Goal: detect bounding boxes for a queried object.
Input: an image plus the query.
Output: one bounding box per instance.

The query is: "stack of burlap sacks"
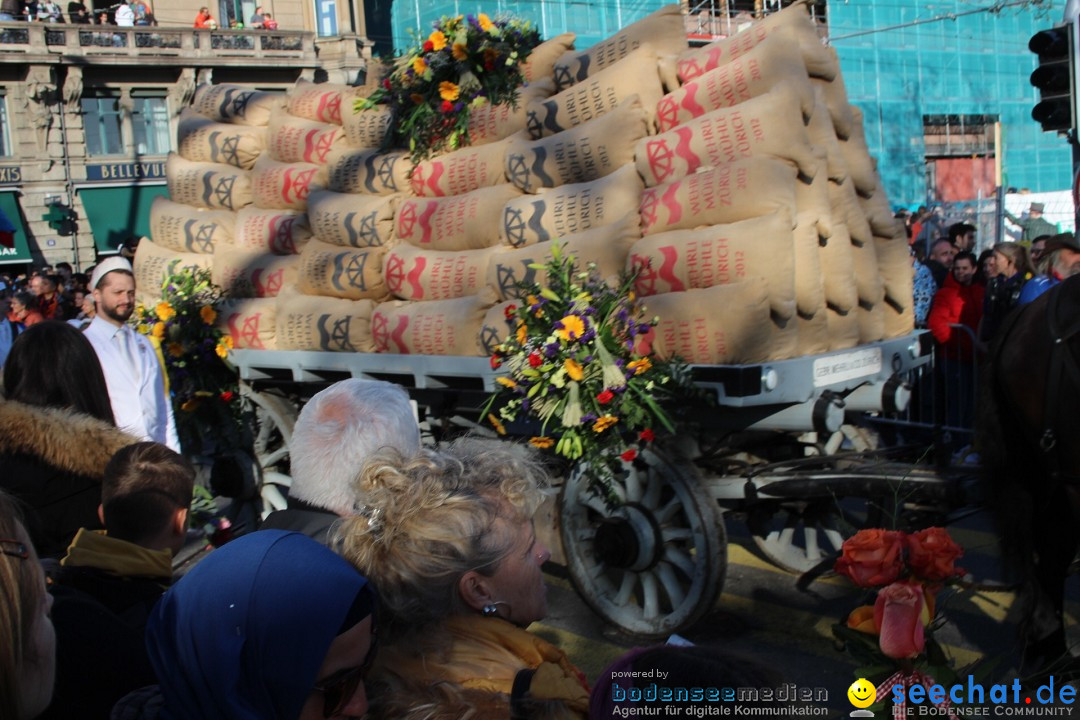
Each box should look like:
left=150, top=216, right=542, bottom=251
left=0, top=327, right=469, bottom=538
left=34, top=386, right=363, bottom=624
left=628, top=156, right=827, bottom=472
left=137, top=0, right=913, bottom=361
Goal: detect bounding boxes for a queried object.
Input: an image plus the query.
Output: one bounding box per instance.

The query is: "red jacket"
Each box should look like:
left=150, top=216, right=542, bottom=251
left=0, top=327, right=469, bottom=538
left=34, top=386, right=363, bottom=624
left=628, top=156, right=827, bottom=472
left=927, top=273, right=984, bottom=360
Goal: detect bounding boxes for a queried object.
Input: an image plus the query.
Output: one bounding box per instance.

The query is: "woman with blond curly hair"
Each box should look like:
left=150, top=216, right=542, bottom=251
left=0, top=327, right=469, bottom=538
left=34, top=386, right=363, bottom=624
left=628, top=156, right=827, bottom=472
left=336, top=437, right=589, bottom=719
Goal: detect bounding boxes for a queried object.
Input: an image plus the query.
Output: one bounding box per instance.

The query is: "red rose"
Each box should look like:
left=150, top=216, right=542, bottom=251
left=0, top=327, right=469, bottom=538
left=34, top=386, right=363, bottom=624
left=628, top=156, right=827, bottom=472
left=834, top=529, right=905, bottom=588
left=423, top=40, right=434, bottom=52
left=874, top=581, right=926, bottom=659
left=219, top=391, right=234, bottom=403
left=907, top=527, right=963, bottom=581
left=596, top=389, right=614, bottom=404
left=528, top=352, right=542, bottom=368
left=504, top=304, right=517, bottom=320
left=639, top=428, right=655, bottom=443
left=382, top=78, right=391, bottom=90
left=620, top=448, right=637, bottom=462
left=490, top=355, right=502, bottom=370
left=441, top=100, right=454, bottom=113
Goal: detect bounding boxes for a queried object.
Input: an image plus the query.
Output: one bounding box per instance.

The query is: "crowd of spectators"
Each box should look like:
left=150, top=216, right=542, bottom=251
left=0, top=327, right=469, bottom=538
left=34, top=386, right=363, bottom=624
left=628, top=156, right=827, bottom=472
left=0, top=0, right=155, bottom=24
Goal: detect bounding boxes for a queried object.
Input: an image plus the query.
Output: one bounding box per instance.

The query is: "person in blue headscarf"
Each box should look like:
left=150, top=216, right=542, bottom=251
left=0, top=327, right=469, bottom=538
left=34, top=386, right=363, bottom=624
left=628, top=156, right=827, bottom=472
left=113, top=530, right=377, bottom=720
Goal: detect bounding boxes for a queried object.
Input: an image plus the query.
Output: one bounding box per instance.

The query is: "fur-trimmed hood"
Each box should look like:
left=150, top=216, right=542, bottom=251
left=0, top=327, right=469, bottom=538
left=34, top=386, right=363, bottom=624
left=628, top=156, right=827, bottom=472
left=0, top=399, right=139, bottom=478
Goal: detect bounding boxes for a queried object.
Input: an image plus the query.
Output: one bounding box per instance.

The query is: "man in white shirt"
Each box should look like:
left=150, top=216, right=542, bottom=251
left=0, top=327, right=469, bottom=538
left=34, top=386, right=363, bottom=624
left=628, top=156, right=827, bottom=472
left=83, top=257, right=179, bottom=452
left=114, top=0, right=134, bottom=27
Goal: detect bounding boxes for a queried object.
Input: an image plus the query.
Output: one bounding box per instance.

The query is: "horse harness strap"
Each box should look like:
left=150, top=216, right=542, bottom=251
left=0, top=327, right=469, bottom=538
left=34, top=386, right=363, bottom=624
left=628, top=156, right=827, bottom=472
left=1041, top=281, right=1080, bottom=483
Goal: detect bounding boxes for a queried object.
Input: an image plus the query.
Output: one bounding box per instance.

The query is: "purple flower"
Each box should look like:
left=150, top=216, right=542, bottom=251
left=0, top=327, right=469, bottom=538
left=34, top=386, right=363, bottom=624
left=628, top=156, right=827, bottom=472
left=544, top=342, right=560, bottom=358
left=582, top=413, right=597, bottom=423
left=454, top=102, right=464, bottom=112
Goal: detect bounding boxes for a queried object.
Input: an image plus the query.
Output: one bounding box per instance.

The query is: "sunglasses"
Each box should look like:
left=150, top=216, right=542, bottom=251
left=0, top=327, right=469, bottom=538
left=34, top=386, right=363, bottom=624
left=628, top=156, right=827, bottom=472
left=0, top=539, right=29, bottom=560
left=312, top=626, right=378, bottom=718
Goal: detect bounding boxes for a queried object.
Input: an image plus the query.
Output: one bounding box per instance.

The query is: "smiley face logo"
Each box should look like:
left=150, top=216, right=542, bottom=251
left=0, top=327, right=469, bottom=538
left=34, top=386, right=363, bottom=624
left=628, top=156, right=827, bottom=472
left=847, top=678, right=876, bottom=709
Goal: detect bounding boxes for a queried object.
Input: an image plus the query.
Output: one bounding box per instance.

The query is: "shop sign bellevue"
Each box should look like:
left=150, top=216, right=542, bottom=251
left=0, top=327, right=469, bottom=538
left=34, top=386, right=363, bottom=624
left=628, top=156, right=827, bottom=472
left=85, top=161, right=166, bottom=182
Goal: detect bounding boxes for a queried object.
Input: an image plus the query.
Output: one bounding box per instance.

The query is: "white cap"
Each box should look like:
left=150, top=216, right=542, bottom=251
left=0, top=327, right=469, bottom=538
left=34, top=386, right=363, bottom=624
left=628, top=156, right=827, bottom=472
left=89, top=256, right=134, bottom=290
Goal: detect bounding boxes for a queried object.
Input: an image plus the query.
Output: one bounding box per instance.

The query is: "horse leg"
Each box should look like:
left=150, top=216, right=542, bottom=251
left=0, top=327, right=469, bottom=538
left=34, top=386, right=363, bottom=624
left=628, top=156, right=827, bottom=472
left=1023, top=489, right=1080, bottom=670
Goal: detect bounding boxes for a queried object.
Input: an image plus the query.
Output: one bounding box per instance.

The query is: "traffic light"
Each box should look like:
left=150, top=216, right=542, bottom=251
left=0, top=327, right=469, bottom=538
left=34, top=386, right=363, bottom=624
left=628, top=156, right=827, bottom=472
left=1030, top=23, right=1076, bottom=133
left=42, top=205, right=77, bottom=236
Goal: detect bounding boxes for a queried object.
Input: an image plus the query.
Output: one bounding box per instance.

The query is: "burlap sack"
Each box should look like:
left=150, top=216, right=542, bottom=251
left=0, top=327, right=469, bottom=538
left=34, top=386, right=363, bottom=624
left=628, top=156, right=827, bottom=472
left=882, top=297, right=915, bottom=339
left=635, top=83, right=816, bottom=187
left=793, top=211, right=826, bottom=317
left=827, top=177, right=873, bottom=246
left=747, top=2, right=837, bottom=80
left=327, top=147, right=413, bottom=196
left=527, top=46, right=664, bottom=138
left=797, top=309, right=830, bottom=357
left=410, top=136, right=512, bottom=198
left=552, top=5, right=686, bottom=90
left=218, top=298, right=277, bottom=350
left=487, top=215, right=641, bottom=300
left=177, top=109, right=267, bottom=170
left=149, top=197, right=233, bottom=254
left=672, top=17, right=837, bottom=87
left=826, top=306, right=859, bottom=351
left=819, top=222, right=857, bottom=313
left=288, top=80, right=347, bottom=125
left=765, top=314, right=799, bottom=362
left=307, top=190, right=399, bottom=249
left=636, top=279, right=772, bottom=364
left=384, top=244, right=500, bottom=301
left=627, top=209, right=796, bottom=320
left=268, top=115, right=345, bottom=165
left=851, top=238, right=884, bottom=306
left=166, top=154, right=253, bottom=211
left=656, top=35, right=813, bottom=133
left=467, top=80, right=555, bottom=146
left=341, top=106, right=393, bottom=149
left=858, top=183, right=904, bottom=238
left=212, top=250, right=299, bottom=298
left=133, top=237, right=213, bottom=306
left=640, top=157, right=798, bottom=236
left=810, top=58, right=853, bottom=140
left=501, top=165, right=643, bottom=248
left=795, top=155, right=834, bottom=242
left=234, top=208, right=312, bottom=255
left=297, top=240, right=387, bottom=300
left=398, top=184, right=521, bottom=251
left=275, top=292, right=376, bottom=352
left=371, top=288, right=497, bottom=355
left=479, top=300, right=517, bottom=355
left=876, top=234, right=914, bottom=312
left=523, top=33, right=576, bottom=84
left=857, top=302, right=886, bottom=344
left=505, top=97, right=648, bottom=192
left=807, top=87, right=847, bottom=182
left=251, top=156, right=327, bottom=211
left=839, top=105, right=877, bottom=195
left=191, top=84, right=282, bottom=126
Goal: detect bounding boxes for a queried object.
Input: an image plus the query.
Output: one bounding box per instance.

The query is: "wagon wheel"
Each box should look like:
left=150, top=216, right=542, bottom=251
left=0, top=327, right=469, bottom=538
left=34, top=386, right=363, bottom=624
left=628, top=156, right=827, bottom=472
left=240, top=384, right=297, bottom=519
left=559, top=448, right=726, bottom=640
left=747, top=499, right=851, bottom=574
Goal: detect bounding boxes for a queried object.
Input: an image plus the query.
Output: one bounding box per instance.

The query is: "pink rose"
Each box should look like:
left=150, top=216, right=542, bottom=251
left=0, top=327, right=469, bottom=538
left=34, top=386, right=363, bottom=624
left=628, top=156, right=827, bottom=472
left=874, top=581, right=926, bottom=659
left=834, top=529, right=906, bottom=588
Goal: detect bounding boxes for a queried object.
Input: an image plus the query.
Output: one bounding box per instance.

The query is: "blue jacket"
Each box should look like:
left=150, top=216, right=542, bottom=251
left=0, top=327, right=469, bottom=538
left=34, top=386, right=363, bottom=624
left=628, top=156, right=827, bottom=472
left=1018, top=274, right=1059, bottom=305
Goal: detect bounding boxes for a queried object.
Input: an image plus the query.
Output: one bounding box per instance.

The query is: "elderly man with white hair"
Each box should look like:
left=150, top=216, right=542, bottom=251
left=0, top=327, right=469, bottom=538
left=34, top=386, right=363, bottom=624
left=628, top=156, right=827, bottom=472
left=260, top=379, right=420, bottom=544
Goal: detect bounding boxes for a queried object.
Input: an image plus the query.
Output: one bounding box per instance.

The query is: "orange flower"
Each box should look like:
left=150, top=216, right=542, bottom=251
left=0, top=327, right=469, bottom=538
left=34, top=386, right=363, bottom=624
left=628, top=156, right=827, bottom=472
left=155, top=301, right=176, bottom=321
left=516, top=322, right=527, bottom=345
left=846, top=605, right=877, bottom=635
left=167, top=342, right=184, bottom=358
left=410, top=93, right=425, bottom=105
left=412, top=56, right=428, bottom=75
left=439, top=81, right=460, bottom=101
left=496, top=377, right=517, bottom=389
left=627, top=357, right=652, bottom=375
left=530, top=436, right=554, bottom=449
left=907, top=527, right=964, bottom=581
left=555, top=315, right=585, bottom=342
left=487, top=413, right=506, bottom=435
left=452, top=42, right=468, bottom=61
left=564, top=358, right=584, bottom=381
left=200, top=304, right=217, bottom=325
left=151, top=322, right=166, bottom=340
left=478, top=12, right=494, bottom=31
left=834, top=529, right=905, bottom=588
left=593, top=414, right=618, bottom=433
left=427, top=30, right=447, bottom=50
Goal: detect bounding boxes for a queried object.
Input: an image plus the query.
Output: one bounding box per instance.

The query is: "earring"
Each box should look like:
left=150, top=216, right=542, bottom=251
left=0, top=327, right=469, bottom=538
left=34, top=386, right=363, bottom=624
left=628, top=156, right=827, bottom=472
left=482, top=603, right=499, bottom=617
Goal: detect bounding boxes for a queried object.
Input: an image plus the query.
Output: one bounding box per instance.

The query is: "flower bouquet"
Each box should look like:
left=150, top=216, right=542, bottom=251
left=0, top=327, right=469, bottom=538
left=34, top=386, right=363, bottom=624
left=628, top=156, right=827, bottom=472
left=135, top=268, right=252, bottom=457
left=356, top=13, right=541, bottom=163
left=833, top=527, right=980, bottom=716
left=484, top=244, right=688, bottom=500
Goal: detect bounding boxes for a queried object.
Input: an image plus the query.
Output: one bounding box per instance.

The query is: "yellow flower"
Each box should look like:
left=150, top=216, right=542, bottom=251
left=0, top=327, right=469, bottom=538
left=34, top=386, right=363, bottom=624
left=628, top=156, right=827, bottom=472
left=530, top=436, right=554, bottom=449
left=221, top=335, right=234, bottom=349
left=200, top=304, right=217, bottom=325
left=181, top=398, right=202, bottom=413
left=155, top=301, right=175, bottom=322
left=555, top=315, right=585, bottom=342
left=215, top=343, right=229, bottom=359
left=412, top=56, right=428, bottom=75
left=516, top=322, right=527, bottom=345
left=167, top=342, right=185, bottom=358
left=152, top=322, right=166, bottom=340
left=496, top=377, right=517, bottom=389
left=452, top=43, right=468, bottom=61
left=478, top=12, right=494, bottom=31
left=593, top=414, right=619, bottom=433
left=564, top=358, right=584, bottom=381
left=526, top=294, right=539, bottom=306
left=428, top=30, right=447, bottom=51
left=627, top=357, right=653, bottom=376
left=487, top=412, right=506, bottom=436
left=439, top=81, right=460, bottom=101
left=136, top=323, right=150, bottom=335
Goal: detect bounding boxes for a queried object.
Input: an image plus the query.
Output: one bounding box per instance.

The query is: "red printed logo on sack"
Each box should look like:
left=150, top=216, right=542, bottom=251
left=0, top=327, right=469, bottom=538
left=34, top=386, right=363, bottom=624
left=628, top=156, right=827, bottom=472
left=656, top=96, right=679, bottom=133
left=660, top=181, right=683, bottom=227
left=227, top=312, right=265, bottom=350
left=271, top=217, right=297, bottom=255
left=405, top=257, right=427, bottom=299
left=397, top=202, right=418, bottom=239
left=305, top=128, right=337, bottom=165
left=389, top=316, right=410, bottom=354
left=281, top=167, right=318, bottom=205
left=384, top=253, right=406, bottom=294
left=410, top=162, right=446, bottom=197
left=416, top=202, right=438, bottom=244
left=371, top=312, right=390, bottom=352
left=645, top=139, right=675, bottom=184
left=252, top=268, right=284, bottom=297
left=629, top=253, right=657, bottom=295
left=640, top=188, right=660, bottom=231
left=672, top=126, right=700, bottom=177
left=317, top=92, right=342, bottom=124
left=657, top=246, right=684, bottom=292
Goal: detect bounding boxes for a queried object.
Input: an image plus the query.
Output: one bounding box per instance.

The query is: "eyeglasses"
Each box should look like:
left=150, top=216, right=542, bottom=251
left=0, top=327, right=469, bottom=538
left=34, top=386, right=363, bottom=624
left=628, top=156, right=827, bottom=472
left=0, top=539, right=29, bottom=560
left=312, top=628, right=378, bottom=718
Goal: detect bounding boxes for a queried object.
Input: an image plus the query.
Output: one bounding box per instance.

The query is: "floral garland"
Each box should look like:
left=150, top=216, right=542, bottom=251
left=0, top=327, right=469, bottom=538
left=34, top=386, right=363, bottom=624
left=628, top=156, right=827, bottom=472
left=356, top=13, right=541, bottom=163
left=136, top=268, right=251, bottom=457
left=484, top=245, right=687, bottom=499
